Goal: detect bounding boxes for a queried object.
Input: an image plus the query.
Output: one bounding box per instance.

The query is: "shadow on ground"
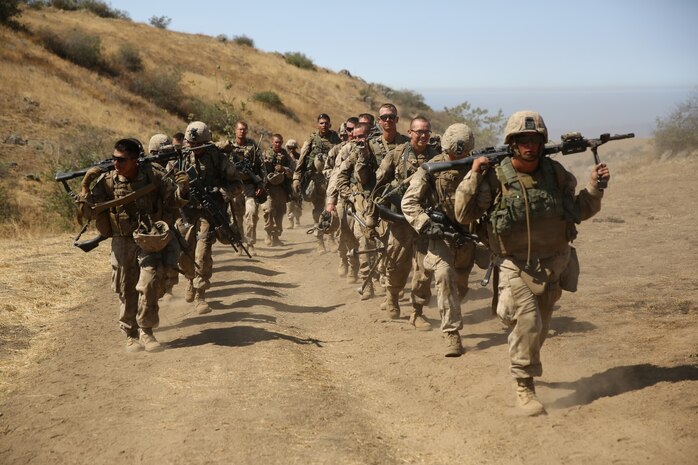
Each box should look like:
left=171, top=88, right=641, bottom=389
left=166, top=325, right=325, bottom=349
left=160, top=310, right=276, bottom=331
left=540, top=363, right=698, bottom=408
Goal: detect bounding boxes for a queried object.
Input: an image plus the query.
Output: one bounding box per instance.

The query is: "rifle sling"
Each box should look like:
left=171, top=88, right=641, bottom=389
left=91, top=183, right=157, bottom=215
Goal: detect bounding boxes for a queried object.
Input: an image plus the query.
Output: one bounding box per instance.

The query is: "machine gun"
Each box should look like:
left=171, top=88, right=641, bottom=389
left=184, top=165, right=251, bottom=258
left=234, top=150, right=268, bottom=205
left=422, top=132, right=634, bottom=190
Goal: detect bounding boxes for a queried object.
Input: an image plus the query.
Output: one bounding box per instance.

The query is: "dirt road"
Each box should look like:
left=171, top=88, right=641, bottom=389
left=1, top=157, right=697, bottom=464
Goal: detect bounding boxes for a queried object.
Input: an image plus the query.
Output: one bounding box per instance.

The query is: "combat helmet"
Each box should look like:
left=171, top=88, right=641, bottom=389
left=504, top=111, right=548, bottom=144
left=148, top=134, right=171, bottom=154
left=133, top=221, right=173, bottom=253
left=285, top=139, right=298, bottom=149
left=267, top=171, right=285, bottom=186
left=441, top=123, right=474, bottom=157
left=185, top=121, right=212, bottom=144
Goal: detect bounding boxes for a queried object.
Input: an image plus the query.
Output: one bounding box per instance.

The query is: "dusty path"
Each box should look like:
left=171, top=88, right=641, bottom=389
left=1, top=157, right=697, bottom=464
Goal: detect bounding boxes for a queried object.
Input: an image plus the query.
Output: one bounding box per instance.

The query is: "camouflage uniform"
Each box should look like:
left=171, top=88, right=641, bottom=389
left=176, top=145, right=242, bottom=294
left=285, top=143, right=302, bottom=227
left=372, top=141, right=439, bottom=317
left=368, top=132, right=410, bottom=168
left=454, top=111, right=606, bottom=414
left=219, top=138, right=264, bottom=246
left=326, top=142, right=360, bottom=279
left=335, top=141, right=379, bottom=297
left=79, top=163, right=187, bottom=340
left=262, top=147, right=293, bottom=244
left=402, top=153, right=475, bottom=344
left=294, top=130, right=342, bottom=250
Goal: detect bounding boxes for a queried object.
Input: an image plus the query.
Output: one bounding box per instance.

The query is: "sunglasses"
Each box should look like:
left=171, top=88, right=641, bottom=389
left=515, top=135, right=542, bottom=145
left=345, top=126, right=355, bottom=132
left=410, top=129, right=432, bottom=136
left=113, top=156, right=134, bottom=163
left=379, top=114, right=397, bottom=121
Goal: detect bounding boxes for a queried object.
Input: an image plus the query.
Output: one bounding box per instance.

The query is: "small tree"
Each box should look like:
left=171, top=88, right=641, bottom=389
left=654, top=92, right=698, bottom=155
left=149, top=15, right=171, bottom=29
left=440, top=101, right=506, bottom=149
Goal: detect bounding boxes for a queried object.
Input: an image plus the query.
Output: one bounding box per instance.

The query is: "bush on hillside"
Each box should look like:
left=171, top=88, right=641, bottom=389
left=252, top=91, right=282, bottom=108
left=0, top=0, right=22, bottom=28
left=439, top=101, right=506, bottom=149
left=149, top=15, right=171, bottom=29
left=654, top=93, right=698, bottom=155
left=42, top=126, right=114, bottom=230
left=284, top=52, right=315, bottom=70
left=46, top=0, right=129, bottom=19
left=0, top=186, right=20, bottom=224
left=114, top=43, right=142, bottom=72
left=127, top=68, right=184, bottom=114
left=232, top=35, right=254, bottom=47
left=38, top=27, right=115, bottom=75
left=183, top=99, right=238, bottom=138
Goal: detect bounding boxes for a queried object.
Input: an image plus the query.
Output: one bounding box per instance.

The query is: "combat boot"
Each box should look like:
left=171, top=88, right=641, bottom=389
left=515, top=378, right=546, bottom=416
left=194, top=289, right=211, bottom=315
left=346, top=270, right=358, bottom=284
left=247, top=243, right=257, bottom=256
left=383, top=292, right=400, bottom=319
left=360, top=281, right=374, bottom=300
left=316, top=238, right=326, bottom=254
left=139, top=328, right=163, bottom=353
left=287, top=220, right=294, bottom=230
left=444, top=331, right=464, bottom=357
left=125, top=330, right=143, bottom=353
left=272, top=235, right=283, bottom=247
left=337, top=261, right=348, bottom=277
left=184, top=279, right=195, bottom=303
left=409, top=304, right=432, bottom=331
left=264, top=234, right=273, bottom=246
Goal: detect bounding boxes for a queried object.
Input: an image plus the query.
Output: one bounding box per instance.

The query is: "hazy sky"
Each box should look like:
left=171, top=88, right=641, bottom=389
left=108, top=0, right=698, bottom=91
left=102, top=0, right=696, bottom=137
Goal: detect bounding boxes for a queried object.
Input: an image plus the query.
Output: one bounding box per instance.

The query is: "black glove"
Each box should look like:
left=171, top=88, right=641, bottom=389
left=421, top=221, right=444, bottom=239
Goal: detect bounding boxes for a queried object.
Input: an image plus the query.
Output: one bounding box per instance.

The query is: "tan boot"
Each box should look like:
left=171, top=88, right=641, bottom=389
left=194, top=289, right=211, bottom=315
left=247, top=243, right=257, bottom=256
left=264, top=234, right=273, bottom=246
left=337, top=261, right=348, bottom=277
left=139, top=328, right=163, bottom=353
left=272, top=235, right=283, bottom=246
left=316, top=239, right=326, bottom=254
left=444, top=331, right=464, bottom=357
left=125, top=330, right=143, bottom=353
left=409, top=305, right=432, bottom=331
left=184, top=279, right=195, bottom=303
left=515, top=378, right=546, bottom=416
left=384, top=292, right=400, bottom=319
left=360, top=281, right=374, bottom=301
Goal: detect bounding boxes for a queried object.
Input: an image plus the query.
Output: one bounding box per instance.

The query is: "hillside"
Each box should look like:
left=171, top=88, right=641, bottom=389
left=0, top=7, right=398, bottom=234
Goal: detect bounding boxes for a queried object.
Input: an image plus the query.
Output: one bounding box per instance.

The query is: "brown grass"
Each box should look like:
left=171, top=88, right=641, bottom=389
left=0, top=234, right=109, bottom=398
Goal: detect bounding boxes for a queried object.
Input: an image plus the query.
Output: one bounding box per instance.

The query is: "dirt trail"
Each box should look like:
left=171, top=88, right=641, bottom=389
left=1, top=158, right=697, bottom=464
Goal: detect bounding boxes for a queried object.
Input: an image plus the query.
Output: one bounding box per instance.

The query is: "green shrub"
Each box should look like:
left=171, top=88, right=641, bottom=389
left=48, top=0, right=130, bottom=19
left=42, top=126, right=114, bottom=230
left=284, top=52, right=315, bottom=70
left=38, top=27, right=115, bottom=75
left=438, top=101, right=506, bottom=149
left=232, top=35, right=254, bottom=47
left=127, top=68, right=184, bottom=114
left=149, top=15, right=171, bottom=29
left=654, top=93, right=698, bottom=154
left=252, top=91, right=282, bottom=108
left=114, top=43, right=142, bottom=72
left=183, top=98, right=238, bottom=137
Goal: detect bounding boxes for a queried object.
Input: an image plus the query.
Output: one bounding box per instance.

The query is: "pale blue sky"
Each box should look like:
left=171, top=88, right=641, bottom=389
left=109, top=0, right=698, bottom=90
left=105, top=0, right=697, bottom=137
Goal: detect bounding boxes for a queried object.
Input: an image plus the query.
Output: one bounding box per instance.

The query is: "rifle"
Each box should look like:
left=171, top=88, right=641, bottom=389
left=234, top=136, right=268, bottom=204
left=422, top=132, right=635, bottom=190
left=54, top=144, right=213, bottom=198
left=185, top=165, right=251, bottom=258
left=424, top=205, right=479, bottom=248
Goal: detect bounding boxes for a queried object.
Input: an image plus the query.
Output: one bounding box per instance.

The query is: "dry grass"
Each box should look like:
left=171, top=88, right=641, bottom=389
left=0, top=234, right=109, bottom=398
